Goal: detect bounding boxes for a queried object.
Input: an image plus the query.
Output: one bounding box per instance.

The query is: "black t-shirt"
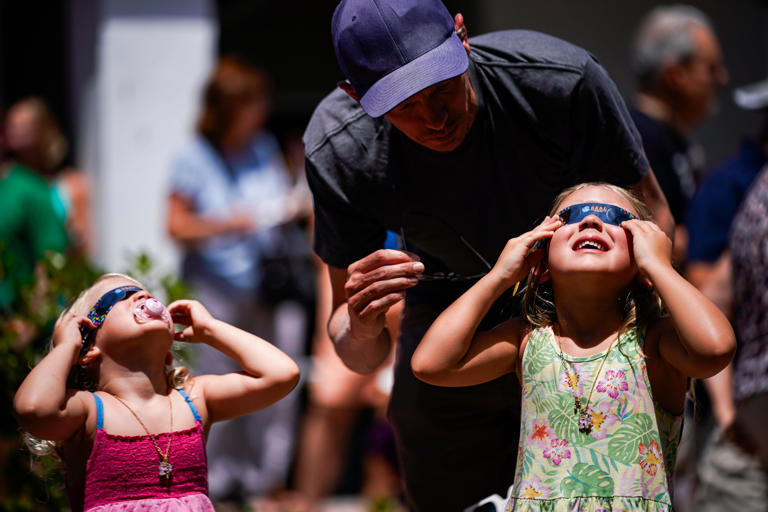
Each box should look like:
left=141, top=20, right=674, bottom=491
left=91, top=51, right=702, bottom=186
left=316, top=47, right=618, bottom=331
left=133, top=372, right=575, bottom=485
left=630, top=108, right=697, bottom=223
left=304, top=30, right=648, bottom=304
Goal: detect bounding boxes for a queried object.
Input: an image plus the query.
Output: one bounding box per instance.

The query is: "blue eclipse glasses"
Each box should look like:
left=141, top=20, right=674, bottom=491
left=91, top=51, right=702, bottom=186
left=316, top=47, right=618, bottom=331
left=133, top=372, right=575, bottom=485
left=556, top=203, right=636, bottom=226
left=79, top=285, right=143, bottom=357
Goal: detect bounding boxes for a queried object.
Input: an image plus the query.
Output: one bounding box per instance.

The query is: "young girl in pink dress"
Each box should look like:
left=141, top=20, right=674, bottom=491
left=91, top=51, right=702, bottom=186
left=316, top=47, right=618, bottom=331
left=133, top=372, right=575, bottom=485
left=14, top=273, right=300, bottom=511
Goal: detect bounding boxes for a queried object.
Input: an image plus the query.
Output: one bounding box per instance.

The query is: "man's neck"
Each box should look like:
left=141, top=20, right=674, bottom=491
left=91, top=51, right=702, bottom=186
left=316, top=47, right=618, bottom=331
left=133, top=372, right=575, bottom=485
left=635, top=92, right=690, bottom=135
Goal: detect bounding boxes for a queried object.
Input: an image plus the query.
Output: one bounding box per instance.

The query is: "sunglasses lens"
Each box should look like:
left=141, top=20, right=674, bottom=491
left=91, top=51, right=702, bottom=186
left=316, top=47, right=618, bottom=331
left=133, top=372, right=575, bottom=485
left=81, top=285, right=142, bottom=350
left=557, top=203, right=634, bottom=226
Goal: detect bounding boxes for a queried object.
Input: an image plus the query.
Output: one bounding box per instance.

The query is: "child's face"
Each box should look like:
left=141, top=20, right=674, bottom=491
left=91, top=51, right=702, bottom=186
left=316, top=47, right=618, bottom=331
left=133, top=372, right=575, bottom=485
left=546, top=186, right=639, bottom=286
left=88, top=277, right=174, bottom=349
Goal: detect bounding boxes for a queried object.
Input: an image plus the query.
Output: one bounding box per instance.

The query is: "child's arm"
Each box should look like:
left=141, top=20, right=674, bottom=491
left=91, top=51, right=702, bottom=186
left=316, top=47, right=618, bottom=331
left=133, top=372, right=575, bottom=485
left=622, top=220, right=736, bottom=378
left=168, top=300, right=300, bottom=424
left=411, top=216, right=562, bottom=387
left=14, top=313, right=94, bottom=440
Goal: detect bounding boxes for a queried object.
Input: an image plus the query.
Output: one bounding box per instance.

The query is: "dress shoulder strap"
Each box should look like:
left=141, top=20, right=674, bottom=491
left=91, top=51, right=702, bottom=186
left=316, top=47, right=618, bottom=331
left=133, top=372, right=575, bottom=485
left=90, top=392, right=104, bottom=430
left=176, top=387, right=202, bottom=422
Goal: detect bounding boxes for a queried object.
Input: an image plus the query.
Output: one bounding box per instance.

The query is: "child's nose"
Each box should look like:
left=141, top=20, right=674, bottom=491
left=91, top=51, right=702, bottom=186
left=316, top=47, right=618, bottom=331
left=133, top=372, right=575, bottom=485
left=578, top=214, right=604, bottom=230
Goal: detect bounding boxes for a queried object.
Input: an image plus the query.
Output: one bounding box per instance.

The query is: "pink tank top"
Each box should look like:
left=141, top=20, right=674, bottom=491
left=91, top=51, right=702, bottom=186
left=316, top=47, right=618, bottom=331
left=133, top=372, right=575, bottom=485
left=79, top=389, right=212, bottom=511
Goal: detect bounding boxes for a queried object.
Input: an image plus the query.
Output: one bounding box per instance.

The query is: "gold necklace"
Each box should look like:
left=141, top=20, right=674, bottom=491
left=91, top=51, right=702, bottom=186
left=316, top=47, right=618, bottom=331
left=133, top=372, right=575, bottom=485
left=111, top=391, right=174, bottom=481
left=553, top=325, right=618, bottom=435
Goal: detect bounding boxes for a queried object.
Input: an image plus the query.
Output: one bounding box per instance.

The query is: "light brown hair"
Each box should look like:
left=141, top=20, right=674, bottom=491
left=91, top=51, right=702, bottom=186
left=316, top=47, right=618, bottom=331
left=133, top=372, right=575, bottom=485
left=196, top=56, right=271, bottom=148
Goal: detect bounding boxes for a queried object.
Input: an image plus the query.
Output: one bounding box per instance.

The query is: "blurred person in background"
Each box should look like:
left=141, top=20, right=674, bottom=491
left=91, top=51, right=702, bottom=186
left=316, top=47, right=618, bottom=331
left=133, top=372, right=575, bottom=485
left=4, top=97, right=93, bottom=256
left=293, top=255, right=402, bottom=512
left=686, top=80, right=768, bottom=316
left=630, top=4, right=728, bottom=265
left=0, top=103, right=69, bottom=344
left=166, top=55, right=305, bottom=509
left=0, top=104, right=69, bottom=500
left=693, top=79, right=768, bottom=512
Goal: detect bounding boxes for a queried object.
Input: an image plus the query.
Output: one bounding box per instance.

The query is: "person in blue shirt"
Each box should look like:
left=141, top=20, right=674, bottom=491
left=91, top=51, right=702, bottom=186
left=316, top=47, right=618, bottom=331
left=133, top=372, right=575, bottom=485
left=690, top=77, right=768, bottom=512
left=166, top=56, right=303, bottom=507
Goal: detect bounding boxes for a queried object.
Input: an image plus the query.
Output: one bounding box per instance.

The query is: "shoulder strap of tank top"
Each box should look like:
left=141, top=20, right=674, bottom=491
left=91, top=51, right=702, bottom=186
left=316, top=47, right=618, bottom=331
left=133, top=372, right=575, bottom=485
left=176, top=387, right=202, bottom=422
left=90, top=392, right=104, bottom=430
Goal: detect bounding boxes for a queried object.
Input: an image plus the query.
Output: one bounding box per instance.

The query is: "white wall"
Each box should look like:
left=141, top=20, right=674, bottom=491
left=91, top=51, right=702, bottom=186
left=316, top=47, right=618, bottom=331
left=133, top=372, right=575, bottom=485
left=72, top=0, right=216, bottom=275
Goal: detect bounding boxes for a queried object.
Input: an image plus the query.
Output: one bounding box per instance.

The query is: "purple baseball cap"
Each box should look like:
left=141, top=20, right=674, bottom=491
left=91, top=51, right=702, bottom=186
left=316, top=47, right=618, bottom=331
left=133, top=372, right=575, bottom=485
left=332, top=0, right=469, bottom=118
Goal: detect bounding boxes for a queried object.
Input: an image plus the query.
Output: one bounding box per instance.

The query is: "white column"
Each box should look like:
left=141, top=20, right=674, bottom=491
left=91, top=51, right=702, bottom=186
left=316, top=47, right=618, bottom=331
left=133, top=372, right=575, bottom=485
left=74, top=0, right=216, bottom=275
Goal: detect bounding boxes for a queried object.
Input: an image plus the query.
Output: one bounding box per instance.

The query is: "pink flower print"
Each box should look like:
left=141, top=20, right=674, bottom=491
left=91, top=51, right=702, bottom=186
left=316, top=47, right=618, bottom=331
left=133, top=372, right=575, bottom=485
left=528, top=419, right=555, bottom=448
left=557, top=363, right=585, bottom=397
left=518, top=475, right=550, bottom=499
left=588, top=402, right=618, bottom=440
left=596, top=369, right=629, bottom=399
left=543, top=437, right=571, bottom=466
left=639, top=440, right=664, bottom=476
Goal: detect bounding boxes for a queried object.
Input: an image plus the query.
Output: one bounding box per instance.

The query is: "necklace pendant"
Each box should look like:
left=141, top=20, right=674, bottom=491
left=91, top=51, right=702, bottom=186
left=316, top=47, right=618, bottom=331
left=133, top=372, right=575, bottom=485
left=573, top=397, right=582, bottom=415
left=159, top=459, right=173, bottom=480
left=578, top=412, right=593, bottom=434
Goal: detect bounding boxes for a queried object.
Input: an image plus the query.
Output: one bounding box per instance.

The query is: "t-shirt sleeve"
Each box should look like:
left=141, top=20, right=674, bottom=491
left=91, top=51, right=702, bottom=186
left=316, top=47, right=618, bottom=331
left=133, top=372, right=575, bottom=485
left=305, top=157, right=386, bottom=269
left=572, top=57, right=649, bottom=186
left=168, top=151, right=203, bottom=203
left=686, top=175, right=738, bottom=263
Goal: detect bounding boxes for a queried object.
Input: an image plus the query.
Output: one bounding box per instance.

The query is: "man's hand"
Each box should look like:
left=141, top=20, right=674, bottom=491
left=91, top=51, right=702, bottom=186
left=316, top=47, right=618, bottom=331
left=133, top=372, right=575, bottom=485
left=345, top=249, right=422, bottom=340
left=327, top=249, right=422, bottom=373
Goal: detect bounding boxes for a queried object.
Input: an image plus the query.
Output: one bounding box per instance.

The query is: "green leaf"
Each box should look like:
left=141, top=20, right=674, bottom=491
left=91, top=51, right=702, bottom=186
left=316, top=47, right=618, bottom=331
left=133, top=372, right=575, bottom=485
left=547, top=394, right=595, bottom=445
left=607, top=413, right=655, bottom=464
left=548, top=394, right=580, bottom=441
left=525, top=330, right=557, bottom=376
left=560, top=463, right=614, bottom=497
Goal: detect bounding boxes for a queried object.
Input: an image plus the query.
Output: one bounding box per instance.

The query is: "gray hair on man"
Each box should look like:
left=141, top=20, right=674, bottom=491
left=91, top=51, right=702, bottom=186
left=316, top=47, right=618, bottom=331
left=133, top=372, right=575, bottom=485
left=631, top=4, right=714, bottom=91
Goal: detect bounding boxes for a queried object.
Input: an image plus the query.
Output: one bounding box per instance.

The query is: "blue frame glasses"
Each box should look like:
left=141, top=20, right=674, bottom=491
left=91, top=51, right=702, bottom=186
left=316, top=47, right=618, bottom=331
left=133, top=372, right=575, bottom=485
left=556, top=203, right=636, bottom=226
left=79, top=285, right=143, bottom=357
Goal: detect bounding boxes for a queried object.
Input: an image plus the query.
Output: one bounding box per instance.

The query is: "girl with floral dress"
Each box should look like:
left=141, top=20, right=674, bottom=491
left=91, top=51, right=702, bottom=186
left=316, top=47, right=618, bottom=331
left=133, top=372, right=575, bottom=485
left=14, top=273, right=300, bottom=511
left=411, top=183, right=735, bottom=511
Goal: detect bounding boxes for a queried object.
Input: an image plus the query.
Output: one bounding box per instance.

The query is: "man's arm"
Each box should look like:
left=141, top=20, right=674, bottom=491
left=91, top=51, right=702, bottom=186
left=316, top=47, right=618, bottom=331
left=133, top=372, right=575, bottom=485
left=631, top=168, right=675, bottom=239
left=326, top=250, right=422, bottom=374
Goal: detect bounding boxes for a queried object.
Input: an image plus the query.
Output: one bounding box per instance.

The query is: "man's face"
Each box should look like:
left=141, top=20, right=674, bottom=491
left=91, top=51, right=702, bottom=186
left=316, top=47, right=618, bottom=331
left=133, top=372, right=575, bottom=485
left=676, top=25, right=728, bottom=125
left=384, top=72, right=477, bottom=152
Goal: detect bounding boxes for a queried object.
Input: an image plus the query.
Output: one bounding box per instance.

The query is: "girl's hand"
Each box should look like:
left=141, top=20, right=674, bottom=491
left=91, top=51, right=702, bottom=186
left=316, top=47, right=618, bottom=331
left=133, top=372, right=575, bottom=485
left=167, top=300, right=216, bottom=343
left=52, top=312, right=94, bottom=363
left=490, top=216, right=562, bottom=285
left=621, top=219, right=673, bottom=276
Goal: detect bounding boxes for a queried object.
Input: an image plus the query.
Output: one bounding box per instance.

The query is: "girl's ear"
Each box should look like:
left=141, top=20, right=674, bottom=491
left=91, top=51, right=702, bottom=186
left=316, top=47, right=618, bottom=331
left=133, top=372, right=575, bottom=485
left=164, top=351, right=174, bottom=367
left=532, top=258, right=551, bottom=284
left=635, top=272, right=653, bottom=291
left=78, top=346, right=102, bottom=367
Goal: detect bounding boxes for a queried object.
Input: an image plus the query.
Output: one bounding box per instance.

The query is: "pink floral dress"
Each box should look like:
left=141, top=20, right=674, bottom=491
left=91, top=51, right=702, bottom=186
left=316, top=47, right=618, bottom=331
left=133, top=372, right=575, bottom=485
left=505, top=326, right=682, bottom=512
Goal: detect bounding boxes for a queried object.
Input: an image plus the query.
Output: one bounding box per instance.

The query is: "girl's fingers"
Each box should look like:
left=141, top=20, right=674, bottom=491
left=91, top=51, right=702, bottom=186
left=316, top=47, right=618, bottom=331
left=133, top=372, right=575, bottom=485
left=77, top=315, right=95, bottom=331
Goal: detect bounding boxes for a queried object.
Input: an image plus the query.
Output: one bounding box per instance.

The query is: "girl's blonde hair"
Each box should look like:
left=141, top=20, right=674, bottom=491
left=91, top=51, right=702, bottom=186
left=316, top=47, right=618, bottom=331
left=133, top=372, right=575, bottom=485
left=25, top=273, right=190, bottom=458
left=521, top=183, right=664, bottom=334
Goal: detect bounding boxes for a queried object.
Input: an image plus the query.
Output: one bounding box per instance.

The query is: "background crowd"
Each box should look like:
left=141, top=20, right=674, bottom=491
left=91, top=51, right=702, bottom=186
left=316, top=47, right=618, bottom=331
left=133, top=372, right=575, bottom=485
left=1, top=1, right=768, bottom=511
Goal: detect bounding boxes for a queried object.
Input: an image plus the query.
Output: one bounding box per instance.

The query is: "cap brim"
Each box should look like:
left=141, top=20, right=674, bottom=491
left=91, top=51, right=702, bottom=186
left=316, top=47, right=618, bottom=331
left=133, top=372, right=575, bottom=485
left=734, top=78, right=768, bottom=110
left=359, top=34, right=469, bottom=118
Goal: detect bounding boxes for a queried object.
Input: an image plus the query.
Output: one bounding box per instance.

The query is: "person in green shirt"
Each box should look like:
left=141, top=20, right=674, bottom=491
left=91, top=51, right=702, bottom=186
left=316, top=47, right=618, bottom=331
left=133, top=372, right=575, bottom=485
left=0, top=161, right=68, bottom=315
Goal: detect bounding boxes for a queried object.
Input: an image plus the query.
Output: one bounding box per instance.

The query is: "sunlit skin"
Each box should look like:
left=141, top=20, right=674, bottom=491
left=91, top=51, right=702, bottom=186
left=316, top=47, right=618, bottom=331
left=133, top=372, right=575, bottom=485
left=82, top=277, right=175, bottom=359
left=546, top=187, right=640, bottom=297
left=412, top=182, right=735, bottom=412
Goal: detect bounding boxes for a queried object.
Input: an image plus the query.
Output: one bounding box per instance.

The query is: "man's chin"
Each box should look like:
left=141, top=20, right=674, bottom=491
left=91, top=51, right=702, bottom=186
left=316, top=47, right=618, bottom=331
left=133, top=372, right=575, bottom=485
left=419, top=128, right=467, bottom=152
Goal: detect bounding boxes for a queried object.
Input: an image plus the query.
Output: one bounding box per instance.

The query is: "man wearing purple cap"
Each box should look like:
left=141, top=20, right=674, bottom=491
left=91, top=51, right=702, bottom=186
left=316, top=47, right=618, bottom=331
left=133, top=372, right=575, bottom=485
left=303, top=1, right=673, bottom=509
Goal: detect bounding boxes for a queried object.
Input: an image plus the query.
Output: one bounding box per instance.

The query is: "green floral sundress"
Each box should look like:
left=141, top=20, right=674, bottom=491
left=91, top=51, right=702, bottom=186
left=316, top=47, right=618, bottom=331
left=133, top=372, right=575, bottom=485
left=505, top=326, right=683, bottom=512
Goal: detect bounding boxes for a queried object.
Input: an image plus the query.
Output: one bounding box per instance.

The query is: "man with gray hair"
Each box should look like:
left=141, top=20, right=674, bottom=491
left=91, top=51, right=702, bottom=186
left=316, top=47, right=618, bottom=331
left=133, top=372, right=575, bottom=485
left=630, top=4, right=728, bottom=263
